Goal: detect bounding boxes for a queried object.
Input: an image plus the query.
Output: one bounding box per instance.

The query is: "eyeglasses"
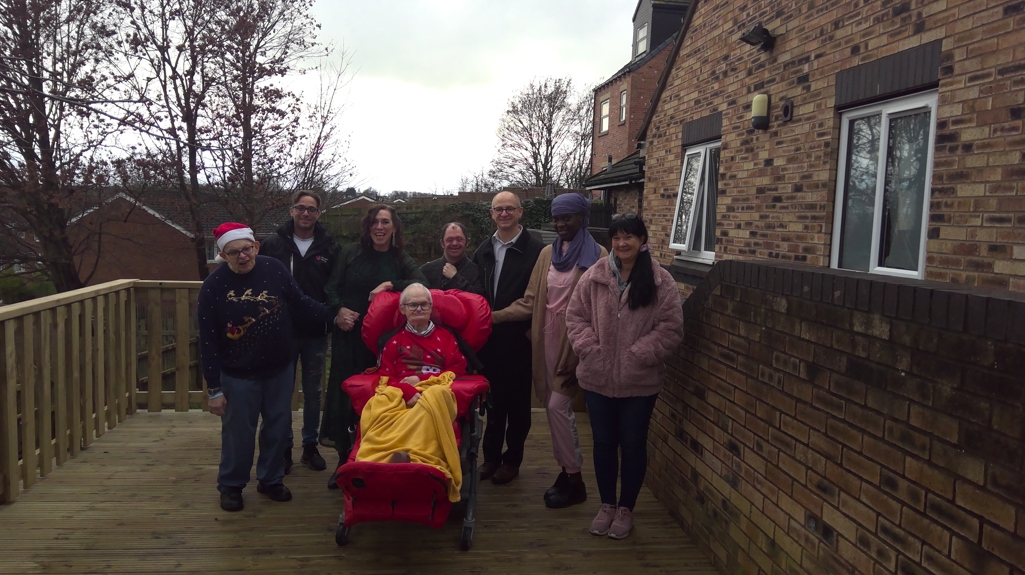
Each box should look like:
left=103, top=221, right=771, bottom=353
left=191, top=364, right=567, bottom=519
left=223, top=245, right=255, bottom=259
left=490, top=206, right=520, bottom=214
left=402, top=302, right=432, bottom=311
left=292, top=205, right=320, bottom=214
left=612, top=212, right=638, bottom=221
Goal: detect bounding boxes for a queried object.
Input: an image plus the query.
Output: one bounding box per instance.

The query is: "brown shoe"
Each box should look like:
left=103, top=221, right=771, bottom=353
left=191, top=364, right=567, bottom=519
left=491, top=464, right=519, bottom=485
left=478, top=461, right=499, bottom=481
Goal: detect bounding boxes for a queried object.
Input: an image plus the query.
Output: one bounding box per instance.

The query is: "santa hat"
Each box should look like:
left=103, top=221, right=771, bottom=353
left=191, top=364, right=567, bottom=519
left=213, top=222, right=255, bottom=252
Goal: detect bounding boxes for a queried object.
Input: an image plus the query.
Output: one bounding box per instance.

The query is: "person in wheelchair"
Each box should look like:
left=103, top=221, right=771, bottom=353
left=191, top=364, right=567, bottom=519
left=354, top=283, right=468, bottom=498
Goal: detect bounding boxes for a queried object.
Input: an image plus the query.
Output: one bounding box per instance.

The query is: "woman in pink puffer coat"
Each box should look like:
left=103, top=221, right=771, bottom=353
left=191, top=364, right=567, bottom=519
left=565, top=214, right=683, bottom=540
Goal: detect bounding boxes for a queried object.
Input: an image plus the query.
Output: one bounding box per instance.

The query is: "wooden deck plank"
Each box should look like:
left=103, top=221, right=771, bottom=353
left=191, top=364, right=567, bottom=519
left=0, top=411, right=718, bottom=575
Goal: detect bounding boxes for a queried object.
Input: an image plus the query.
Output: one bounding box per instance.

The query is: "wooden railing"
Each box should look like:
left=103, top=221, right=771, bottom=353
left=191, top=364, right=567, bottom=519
left=0, top=280, right=206, bottom=504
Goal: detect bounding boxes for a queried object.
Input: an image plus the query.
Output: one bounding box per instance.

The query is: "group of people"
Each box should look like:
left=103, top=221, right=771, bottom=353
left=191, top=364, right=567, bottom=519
left=197, top=188, right=683, bottom=540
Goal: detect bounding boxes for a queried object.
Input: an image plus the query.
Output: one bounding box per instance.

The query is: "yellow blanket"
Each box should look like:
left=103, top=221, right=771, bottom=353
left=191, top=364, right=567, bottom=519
left=355, top=372, right=462, bottom=501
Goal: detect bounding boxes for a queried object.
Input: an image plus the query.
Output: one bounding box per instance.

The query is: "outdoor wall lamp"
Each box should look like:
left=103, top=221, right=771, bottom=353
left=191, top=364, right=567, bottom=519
left=739, top=25, right=776, bottom=51
left=752, top=94, right=770, bottom=130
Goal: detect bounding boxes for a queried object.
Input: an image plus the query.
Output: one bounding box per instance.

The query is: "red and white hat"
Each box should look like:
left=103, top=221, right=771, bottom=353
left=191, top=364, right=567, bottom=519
left=213, top=222, right=255, bottom=252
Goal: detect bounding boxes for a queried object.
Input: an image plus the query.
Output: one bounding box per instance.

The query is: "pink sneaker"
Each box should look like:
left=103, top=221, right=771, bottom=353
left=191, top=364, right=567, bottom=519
left=608, top=506, right=633, bottom=539
left=590, top=504, right=617, bottom=535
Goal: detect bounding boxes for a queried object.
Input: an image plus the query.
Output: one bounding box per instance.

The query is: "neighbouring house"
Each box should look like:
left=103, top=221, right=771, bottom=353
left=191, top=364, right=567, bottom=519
left=632, top=1, right=1025, bottom=574
left=329, top=194, right=378, bottom=210
left=71, top=191, right=284, bottom=285
left=582, top=0, right=689, bottom=215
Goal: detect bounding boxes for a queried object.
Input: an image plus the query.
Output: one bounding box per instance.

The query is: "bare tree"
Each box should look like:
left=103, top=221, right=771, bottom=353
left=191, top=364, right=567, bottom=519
left=0, top=0, right=125, bottom=291
left=117, top=0, right=225, bottom=280
left=489, top=77, right=593, bottom=189
left=457, top=168, right=501, bottom=194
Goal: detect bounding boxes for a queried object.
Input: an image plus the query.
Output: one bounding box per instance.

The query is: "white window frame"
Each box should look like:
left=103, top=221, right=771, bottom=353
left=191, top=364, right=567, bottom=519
left=599, top=98, right=610, bottom=133
left=635, top=23, right=648, bottom=56
left=669, top=140, right=720, bottom=263
left=830, top=91, right=938, bottom=279
left=206, top=238, right=219, bottom=263
left=619, top=90, right=627, bottom=122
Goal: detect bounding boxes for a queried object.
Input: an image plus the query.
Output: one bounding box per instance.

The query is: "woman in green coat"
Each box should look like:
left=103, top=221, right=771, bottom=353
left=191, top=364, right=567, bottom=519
left=322, top=204, right=427, bottom=488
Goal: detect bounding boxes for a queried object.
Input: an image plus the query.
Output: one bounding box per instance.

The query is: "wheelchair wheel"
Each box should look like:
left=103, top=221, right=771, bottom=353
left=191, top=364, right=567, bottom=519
left=460, top=525, right=473, bottom=551
left=336, top=524, right=350, bottom=546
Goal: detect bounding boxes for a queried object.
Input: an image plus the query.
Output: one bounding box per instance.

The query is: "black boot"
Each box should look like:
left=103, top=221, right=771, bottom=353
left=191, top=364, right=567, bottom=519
left=544, top=471, right=586, bottom=508
left=283, top=448, right=293, bottom=475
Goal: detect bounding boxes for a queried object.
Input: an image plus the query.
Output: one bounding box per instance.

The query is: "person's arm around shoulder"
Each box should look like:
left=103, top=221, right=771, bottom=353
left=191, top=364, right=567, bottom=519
left=628, top=267, right=684, bottom=367
left=566, top=267, right=599, bottom=359
left=491, top=250, right=544, bottom=324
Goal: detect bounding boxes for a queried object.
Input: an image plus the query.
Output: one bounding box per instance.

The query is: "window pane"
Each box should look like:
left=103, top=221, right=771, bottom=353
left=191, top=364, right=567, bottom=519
left=838, top=114, right=881, bottom=272
left=672, top=153, right=702, bottom=247
left=701, top=147, right=720, bottom=252
left=600, top=99, right=609, bottom=132
left=879, top=110, right=930, bottom=271
left=620, top=91, right=627, bottom=121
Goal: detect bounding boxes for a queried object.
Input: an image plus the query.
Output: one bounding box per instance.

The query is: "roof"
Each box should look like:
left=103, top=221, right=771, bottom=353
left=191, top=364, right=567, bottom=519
left=637, top=0, right=699, bottom=142
left=582, top=151, right=645, bottom=190
left=330, top=195, right=378, bottom=208
left=594, top=32, right=679, bottom=93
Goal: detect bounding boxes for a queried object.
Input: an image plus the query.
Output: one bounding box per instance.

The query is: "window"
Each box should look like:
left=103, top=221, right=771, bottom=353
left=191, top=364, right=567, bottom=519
left=206, top=238, right=219, bottom=263
left=599, top=99, right=610, bottom=133
left=831, top=91, right=937, bottom=279
left=619, top=90, right=627, bottom=122
left=635, top=23, right=648, bottom=56
left=670, top=141, right=720, bottom=260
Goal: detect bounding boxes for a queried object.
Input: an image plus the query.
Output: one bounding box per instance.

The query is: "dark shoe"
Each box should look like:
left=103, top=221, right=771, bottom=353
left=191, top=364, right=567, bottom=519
left=544, top=474, right=586, bottom=509
left=491, top=464, right=519, bottom=485
left=545, top=471, right=570, bottom=499
left=256, top=482, right=292, bottom=502
left=301, top=445, right=327, bottom=471
left=478, top=461, right=499, bottom=481
left=219, top=488, right=244, bottom=512
left=389, top=451, right=411, bottom=463
left=284, top=448, right=293, bottom=475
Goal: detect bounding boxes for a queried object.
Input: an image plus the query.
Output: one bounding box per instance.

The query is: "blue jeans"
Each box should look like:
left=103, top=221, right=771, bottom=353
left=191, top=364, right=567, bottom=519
left=288, top=334, right=328, bottom=448
left=583, top=391, right=659, bottom=510
left=217, top=364, right=295, bottom=492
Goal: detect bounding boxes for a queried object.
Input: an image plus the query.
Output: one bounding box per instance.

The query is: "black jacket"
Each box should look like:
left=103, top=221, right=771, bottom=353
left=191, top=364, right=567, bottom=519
left=472, top=227, right=544, bottom=339
left=261, top=220, right=342, bottom=337
left=420, top=256, right=484, bottom=295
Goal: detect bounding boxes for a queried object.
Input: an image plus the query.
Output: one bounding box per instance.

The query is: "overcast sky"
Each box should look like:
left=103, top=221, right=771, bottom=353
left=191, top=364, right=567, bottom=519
left=305, top=0, right=639, bottom=194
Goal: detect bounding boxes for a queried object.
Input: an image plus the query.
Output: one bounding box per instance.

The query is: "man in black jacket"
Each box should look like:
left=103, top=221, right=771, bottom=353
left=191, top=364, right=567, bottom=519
left=472, top=191, right=543, bottom=485
left=419, top=222, right=484, bottom=295
left=260, top=190, right=341, bottom=473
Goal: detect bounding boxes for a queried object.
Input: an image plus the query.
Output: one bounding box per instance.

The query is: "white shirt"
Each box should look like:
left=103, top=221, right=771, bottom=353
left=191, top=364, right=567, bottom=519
left=293, top=235, right=314, bottom=258
left=490, top=226, right=524, bottom=298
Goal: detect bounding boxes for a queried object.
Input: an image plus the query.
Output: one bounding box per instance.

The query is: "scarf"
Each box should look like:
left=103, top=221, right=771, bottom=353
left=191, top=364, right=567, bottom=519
left=550, top=193, right=602, bottom=272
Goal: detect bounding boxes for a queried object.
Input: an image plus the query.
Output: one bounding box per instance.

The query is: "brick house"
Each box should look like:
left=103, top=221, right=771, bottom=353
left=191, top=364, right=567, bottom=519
left=630, top=0, right=1025, bottom=574
left=582, top=0, right=688, bottom=215
left=71, top=192, right=283, bottom=285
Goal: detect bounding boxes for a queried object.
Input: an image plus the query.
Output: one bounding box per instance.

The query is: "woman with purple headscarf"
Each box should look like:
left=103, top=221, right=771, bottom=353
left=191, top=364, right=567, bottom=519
left=492, top=192, right=606, bottom=508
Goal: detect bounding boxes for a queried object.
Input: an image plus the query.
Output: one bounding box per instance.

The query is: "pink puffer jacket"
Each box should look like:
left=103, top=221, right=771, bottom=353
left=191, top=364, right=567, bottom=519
left=565, top=256, right=684, bottom=397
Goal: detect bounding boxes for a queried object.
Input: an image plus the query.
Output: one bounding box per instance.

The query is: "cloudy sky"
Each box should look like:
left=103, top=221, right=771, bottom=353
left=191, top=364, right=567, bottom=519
left=306, top=0, right=639, bottom=194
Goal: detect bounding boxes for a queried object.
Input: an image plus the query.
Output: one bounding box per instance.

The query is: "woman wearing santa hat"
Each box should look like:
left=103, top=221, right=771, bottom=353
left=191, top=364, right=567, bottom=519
left=197, top=222, right=335, bottom=512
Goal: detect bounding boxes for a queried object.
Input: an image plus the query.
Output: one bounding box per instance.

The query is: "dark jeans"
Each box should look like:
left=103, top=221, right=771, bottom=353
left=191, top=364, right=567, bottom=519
left=288, top=334, right=328, bottom=449
left=480, top=334, right=533, bottom=468
left=583, top=390, right=658, bottom=510
left=217, top=364, right=295, bottom=492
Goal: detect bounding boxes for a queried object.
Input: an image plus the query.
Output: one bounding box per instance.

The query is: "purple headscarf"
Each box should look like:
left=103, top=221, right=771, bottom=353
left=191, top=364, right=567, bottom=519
left=550, top=193, right=602, bottom=272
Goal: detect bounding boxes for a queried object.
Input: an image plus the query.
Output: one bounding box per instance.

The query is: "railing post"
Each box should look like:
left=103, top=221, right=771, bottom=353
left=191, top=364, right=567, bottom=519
left=69, top=302, right=82, bottom=456
left=174, top=289, right=190, bottom=412
left=39, top=309, right=53, bottom=477
left=147, top=288, right=162, bottom=412
left=20, top=315, right=37, bottom=490
left=82, top=299, right=93, bottom=447
left=54, top=306, right=68, bottom=466
left=127, top=289, right=137, bottom=416
left=2, top=321, right=19, bottom=503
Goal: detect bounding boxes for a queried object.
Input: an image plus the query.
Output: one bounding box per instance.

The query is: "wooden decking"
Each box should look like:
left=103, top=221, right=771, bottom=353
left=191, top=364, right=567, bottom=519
left=0, top=411, right=718, bottom=575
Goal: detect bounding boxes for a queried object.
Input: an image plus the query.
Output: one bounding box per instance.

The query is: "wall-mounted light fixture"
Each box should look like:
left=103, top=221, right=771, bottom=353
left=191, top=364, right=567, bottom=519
left=739, top=25, right=776, bottom=51
left=752, top=94, right=770, bottom=130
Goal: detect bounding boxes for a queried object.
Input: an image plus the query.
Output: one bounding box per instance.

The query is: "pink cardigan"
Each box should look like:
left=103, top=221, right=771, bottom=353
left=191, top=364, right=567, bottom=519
left=565, top=256, right=684, bottom=398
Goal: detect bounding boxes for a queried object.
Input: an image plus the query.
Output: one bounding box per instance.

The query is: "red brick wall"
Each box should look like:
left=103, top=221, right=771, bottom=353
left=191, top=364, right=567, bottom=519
left=650, top=260, right=1025, bottom=575
left=642, top=0, right=1025, bottom=292
left=71, top=198, right=204, bottom=284
left=592, top=46, right=673, bottom=176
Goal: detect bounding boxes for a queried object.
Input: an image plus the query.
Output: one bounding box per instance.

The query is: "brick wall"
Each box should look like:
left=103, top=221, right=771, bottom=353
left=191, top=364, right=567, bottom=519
left=649, top=259, right=1025, bottom=575
left=71, top=198, right=204, bottom=284
left=642, top=0, right=1025, bottom=292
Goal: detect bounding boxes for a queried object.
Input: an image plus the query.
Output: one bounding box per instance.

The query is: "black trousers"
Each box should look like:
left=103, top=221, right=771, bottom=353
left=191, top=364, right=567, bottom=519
left=479, top=332, right=533, bottom=468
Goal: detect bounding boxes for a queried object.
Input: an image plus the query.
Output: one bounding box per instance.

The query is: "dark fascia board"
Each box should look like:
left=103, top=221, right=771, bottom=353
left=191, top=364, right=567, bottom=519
left=636, top=0, right=699, bottom=142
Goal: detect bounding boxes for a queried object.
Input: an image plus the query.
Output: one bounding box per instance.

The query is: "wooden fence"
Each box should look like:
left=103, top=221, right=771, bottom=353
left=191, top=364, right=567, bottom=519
left=0, top=280, right=212, bottom=504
